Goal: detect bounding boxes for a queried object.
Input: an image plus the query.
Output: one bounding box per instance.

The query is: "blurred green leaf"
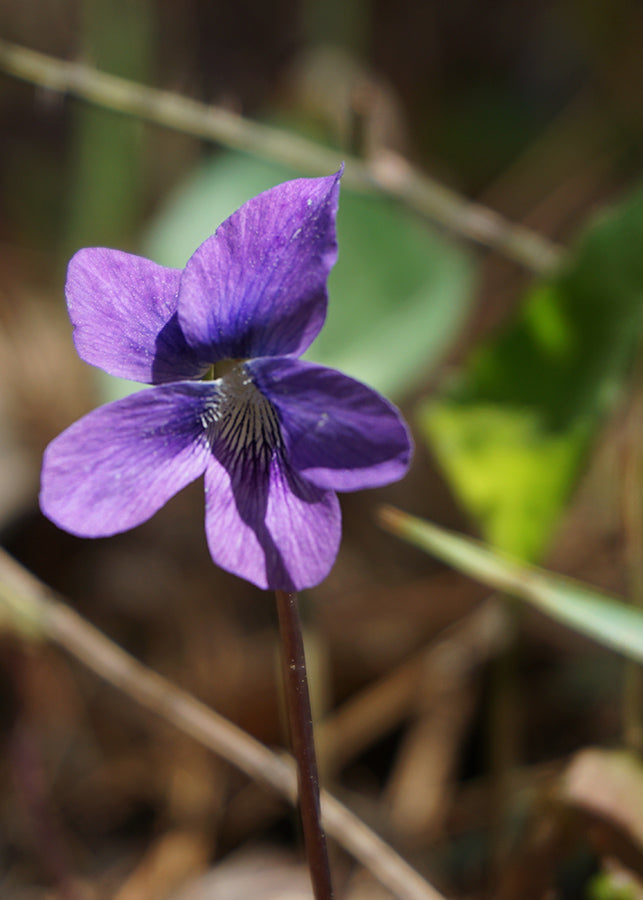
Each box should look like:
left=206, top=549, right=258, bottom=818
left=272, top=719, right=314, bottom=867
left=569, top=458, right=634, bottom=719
left=420, top=186, right=643, bottom=560
left=143, top=151, right=475, bottom=399
left=380, top=506, right=643, bottom=662
left=97, top=371, right=149, bottom=404
left=66, top=0, right=153, bottom=252
left=588, top=870, right=637, bottom=900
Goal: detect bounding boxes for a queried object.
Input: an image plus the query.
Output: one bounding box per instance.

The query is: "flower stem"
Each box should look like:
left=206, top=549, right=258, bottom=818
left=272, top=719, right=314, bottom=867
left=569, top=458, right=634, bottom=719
left=621, top=358, right=643, bottom=753
left=275, top=589, right=333, bottom=900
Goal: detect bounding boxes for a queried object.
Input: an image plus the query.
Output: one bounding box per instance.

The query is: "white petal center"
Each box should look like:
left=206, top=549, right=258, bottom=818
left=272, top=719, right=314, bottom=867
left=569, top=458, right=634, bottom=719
left=200, top=363, right=282, bottom=465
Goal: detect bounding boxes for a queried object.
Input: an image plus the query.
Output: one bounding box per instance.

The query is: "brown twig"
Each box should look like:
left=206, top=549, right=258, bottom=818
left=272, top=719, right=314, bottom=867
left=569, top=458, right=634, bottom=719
left=0, top=547, right=447, bottom=900
left=0, top=38, right=563, bottom=275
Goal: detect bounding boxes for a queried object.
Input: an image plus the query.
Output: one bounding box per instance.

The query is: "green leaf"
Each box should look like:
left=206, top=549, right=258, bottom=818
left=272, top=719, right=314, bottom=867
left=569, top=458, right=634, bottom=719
left=588, top=870, right=637, bottom=900
left=420, top=186, right=643, bottom=560
left=142, top=151, right=475, bottom=399
left=65, top=0, right=153, bottom=252
left=380, top=506, right=643, bottom=662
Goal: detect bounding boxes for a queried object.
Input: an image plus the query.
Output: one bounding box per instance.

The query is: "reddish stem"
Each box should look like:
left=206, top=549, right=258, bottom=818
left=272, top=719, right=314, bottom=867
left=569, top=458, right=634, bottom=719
left=275, top=590, right=333, bottom=900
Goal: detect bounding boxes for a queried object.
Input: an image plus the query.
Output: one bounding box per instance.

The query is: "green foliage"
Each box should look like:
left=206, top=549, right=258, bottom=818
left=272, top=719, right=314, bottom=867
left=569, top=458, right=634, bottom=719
left=588, top=871, right=638, bottom=900
left=420, top=185, right=643, bottom=560
left=65, top=0, right=154, bottom=252
left=143, top=151, right=475, bottom=399
left=381, top=507, right=643, bottom=662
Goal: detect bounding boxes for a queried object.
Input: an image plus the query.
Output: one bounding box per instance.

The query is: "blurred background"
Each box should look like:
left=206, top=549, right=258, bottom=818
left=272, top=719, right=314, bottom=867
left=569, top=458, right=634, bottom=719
left=2, top=0, right=643, bottom=897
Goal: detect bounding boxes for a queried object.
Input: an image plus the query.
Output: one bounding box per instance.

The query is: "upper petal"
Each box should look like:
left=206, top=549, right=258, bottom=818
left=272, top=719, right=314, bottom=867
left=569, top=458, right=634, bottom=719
left=250, top=357, right=413, bottom=491
left=203, top=450, right=341, bottom=591
left=66, top=248, right=205, bottom=383
left=40, top=383, right=216, bottom=536
left=177, top=170, right=342, bottom=363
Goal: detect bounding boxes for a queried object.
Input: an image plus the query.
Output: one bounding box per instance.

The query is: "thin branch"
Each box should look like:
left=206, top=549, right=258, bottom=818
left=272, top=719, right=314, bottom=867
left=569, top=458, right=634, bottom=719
left=0, top=38, right=563, bottom=275
left=0, top=547, right=447, bottom=900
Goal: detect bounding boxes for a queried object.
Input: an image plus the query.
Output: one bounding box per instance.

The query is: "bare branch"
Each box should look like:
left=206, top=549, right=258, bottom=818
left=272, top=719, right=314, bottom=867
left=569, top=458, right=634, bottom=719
left=0, top=38, right=562, bottom=275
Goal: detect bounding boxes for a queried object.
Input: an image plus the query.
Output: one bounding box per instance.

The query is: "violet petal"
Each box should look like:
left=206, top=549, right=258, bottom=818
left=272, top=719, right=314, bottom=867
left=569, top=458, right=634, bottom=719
left=40, top=383, right=216, bottom=536
left=204, top=450, right=341, bottom=591
left=178, top=172, right=341, bottom=364
left=251, top=357, right=413, bottom=491
left=66, top=248, right=205, bottom=383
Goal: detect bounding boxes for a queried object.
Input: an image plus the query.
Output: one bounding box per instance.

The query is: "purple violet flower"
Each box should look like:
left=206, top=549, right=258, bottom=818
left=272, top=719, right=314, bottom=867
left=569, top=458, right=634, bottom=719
left=40, top=171, right=412, bottom=590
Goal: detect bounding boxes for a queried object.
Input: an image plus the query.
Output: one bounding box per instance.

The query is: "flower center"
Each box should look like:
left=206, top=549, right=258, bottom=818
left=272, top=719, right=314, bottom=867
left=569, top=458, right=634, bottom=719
left=200, top=361, right=282, bottom=466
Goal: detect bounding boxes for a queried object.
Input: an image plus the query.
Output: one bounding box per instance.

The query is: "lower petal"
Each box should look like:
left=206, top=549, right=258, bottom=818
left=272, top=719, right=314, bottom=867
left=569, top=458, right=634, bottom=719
left=204, top=452, right=341, bottom=591
left=40, top=383, right=215, bottom=537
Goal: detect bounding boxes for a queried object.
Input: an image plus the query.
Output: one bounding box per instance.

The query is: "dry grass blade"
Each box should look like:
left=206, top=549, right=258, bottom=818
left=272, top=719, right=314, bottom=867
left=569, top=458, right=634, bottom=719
left=317, top=600, right=508, bottom=780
